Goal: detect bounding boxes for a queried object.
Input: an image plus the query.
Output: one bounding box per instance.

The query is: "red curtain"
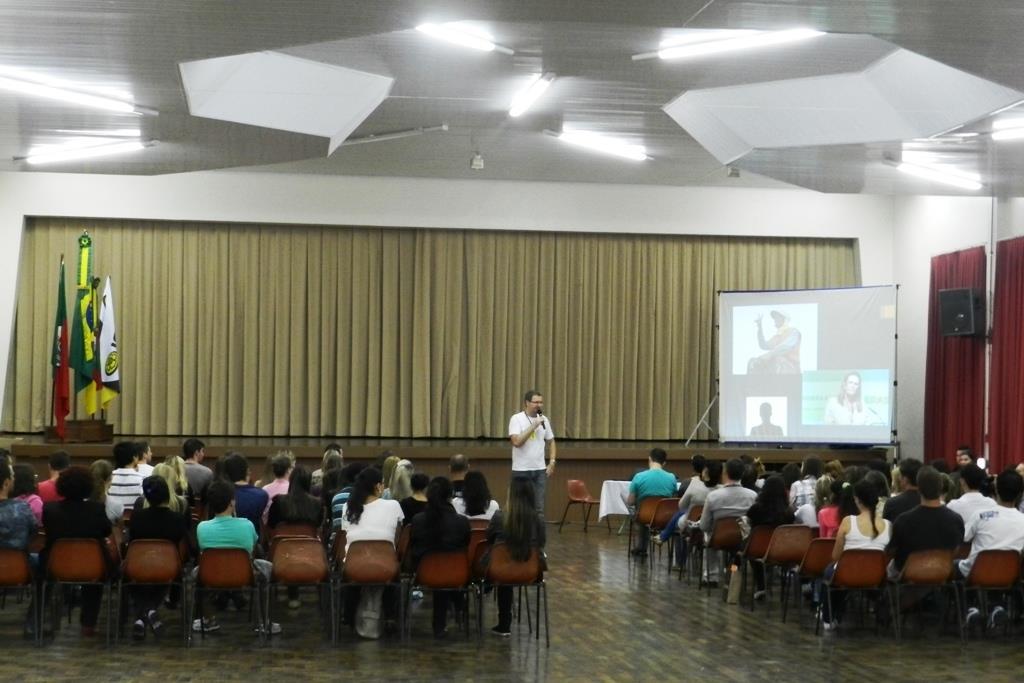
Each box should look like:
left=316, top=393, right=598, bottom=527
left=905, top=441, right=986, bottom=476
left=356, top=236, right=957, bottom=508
left=923, top=246, right=986, bottom=469
left=989, top=237, right=1024, bottom=472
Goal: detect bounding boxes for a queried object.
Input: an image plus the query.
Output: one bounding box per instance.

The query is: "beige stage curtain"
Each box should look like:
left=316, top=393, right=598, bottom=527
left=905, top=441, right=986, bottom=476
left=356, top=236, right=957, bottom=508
left=4, top=218, right=858, bottom=439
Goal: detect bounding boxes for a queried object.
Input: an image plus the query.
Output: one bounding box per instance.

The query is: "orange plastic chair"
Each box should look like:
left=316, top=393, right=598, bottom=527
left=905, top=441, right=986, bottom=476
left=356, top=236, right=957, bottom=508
left=43, top=538, right=114, bottom=646
left=0, top=548, right=37, bottom=643
left=784, top=537, right=835, bottom=625
left=116, top=540, right=186, bottom=644
left=961, top=549, right=1023, bottom=638
left=267, top=521, right=320, bottom=556
left=558, top=480, right=608, bottom=533
left=755, top=525, right=813, bottom=613
left=335, top=540, right=402, bottom=642
left=627, top=497, right=662, bottom=558
left=680, top=505, right=704, bottom=582
left=469, top=519, right=490, bottom=531
left=704, top=517, right=743, bottom=594
left=485, top=544, right=549, bottom=647
left=819, top=549, right=890, bottom=636
left=738, top=525, right=775, bottom=609
left=891, top=549, right=959, bottom=639
left=411, top=551, right=471, bottom=638
left=267, top=537, right=332, bottom=641
left=189, top=548, right=265, bottom=645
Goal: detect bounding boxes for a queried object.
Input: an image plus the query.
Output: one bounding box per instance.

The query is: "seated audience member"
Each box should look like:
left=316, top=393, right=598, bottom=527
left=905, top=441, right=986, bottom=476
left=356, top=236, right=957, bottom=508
left=109, top=441, right=145, bottom=512
left=887, top=466, right=964, bottom=578
left=883, top=459, right=923, bottom=522
left=330, top=462, right=367, bottom=531
left=454, top=471, right=500, bottom=520
left=449, top=454, right=470, bottom=498
left=863, top=470, right=891, bottom=518
left=261, top=453, right=293, bottom=524
left=340, top=467, right=404, bottom=637
left=389, top=464, right=414, bottom=505
left=947, top=464, right=996, bottom=524
left=136, top=441, right=155, bottom=477
left=134, top=463, right=188, bottom=516
left=38, top=450, right=71, bottom=503
left=699, top=459, right=757, bottom=583
left=824, top=459, right=845, bottom=481
left=411, top=477, right=470, bottom=638
left=127, top=476, right=190, bottom=640
left=655, top=455, right=707, bottom=547
left=42, top=466, right=112, bottom=637
left=400, top=473, right=429, bottom=524
left=657, top=461, right=724, bottom=568
left=955, top=446, right=974, bottom=470
left=311, top=446, right=343, bottom=498
left=380, top=455, right=401, bottom=500
left=740, top=463, right=759, bottom=491
left=267, top=465, right=323, bottom=531
left=194, top=480, right=275, bottom=634
left=12, top=464, right=43, bottom=525
left=816, top=479, right=843, bottom=539
left=795, top=473, right=830, bottom=529
left=222, top=452, right=269, bottom=536
left=0, top=461, right=38, bottom=550
left=789, top=456, right=823, bottom=510
left=929, top=458, right=950, bottom=475
left=677, top=454, right=705, bottom=498
left=89, top=459, right=124, bottom=524
left=821, top=479, right=890, bottom=629
left=746, top=474, right=796, bottom=595
left=486, top=477, right=546, bottom=636
left=182, top=438, right=212, bottom=502
left=626, top=448, right=678, bottom=555
left=780, top=463, right=802, bottom=491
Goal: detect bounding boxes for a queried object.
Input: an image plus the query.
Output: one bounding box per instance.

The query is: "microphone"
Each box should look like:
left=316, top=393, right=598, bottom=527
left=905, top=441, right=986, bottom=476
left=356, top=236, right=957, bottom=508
left=537, top=409, right=547, bottom=430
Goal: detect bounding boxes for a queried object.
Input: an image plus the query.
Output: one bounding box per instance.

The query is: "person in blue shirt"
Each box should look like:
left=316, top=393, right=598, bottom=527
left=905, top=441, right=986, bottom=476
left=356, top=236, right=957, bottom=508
left=221, top=452, right=268, bottom=536
left=627, top=448, right=677, bottom=555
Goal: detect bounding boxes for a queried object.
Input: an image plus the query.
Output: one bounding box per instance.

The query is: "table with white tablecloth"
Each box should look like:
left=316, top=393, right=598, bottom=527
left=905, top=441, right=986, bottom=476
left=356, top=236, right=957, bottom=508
left=598, top=480, right=632, bottom=520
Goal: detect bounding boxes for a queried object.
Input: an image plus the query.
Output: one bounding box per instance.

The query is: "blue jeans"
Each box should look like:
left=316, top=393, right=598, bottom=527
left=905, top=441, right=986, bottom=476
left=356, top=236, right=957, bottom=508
left=515, top=469, right=547, bottom=518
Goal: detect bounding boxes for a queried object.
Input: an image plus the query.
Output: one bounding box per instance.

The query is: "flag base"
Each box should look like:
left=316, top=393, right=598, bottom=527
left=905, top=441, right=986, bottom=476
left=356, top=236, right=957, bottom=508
left=44, top=420, right=114, bottom=443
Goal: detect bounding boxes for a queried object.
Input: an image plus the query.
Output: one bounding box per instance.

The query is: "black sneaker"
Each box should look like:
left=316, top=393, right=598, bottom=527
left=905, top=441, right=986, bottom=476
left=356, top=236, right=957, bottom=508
left=490, top=625, right=511, bottom=637
left=146, top=610, right=164, bottom=637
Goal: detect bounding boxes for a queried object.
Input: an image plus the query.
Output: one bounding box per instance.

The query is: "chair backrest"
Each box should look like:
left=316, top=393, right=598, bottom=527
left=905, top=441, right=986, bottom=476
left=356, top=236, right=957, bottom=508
left=486, top=543, right=542, bottom=585
left=124, top=539, right=183, bottom=584
left=764, top=525, right=814, bottom=566
left=197, top=548, right=255, bottom=589
left=685, top=505, right=703, bottom=522
left=272, top=537, right=329, bottom=584
left=708, top=517, right=742, bottom=550
left=567, top=479, right=591, bottom=503
left=396, top=525, right=412, bottom=561
left=650, top=498, right=681, bottom=530
left=468, top=528, right=488, bottom=563
left=416, top=550, right=470, bottom=589
left=343, top=540, right=400, bottom=583
left=48, top=538, right=108, bottom=583
left=799, top=538, right=836, bottom=578
left=831, top=549, right=887, bottom=589
left=954, top=542, right=971, bottom=561
left=0, top=548, right=32, bottom=587
left=635, top=497, right=662, bottom=526
left=270, top=522, right=319, bottom=540
left=469, top=519, right=490, bottom=531
left=967, top=549, right=1022, bottom=588
left=743, top=526, right=775, bottom=560
left=899, top=549, right=954, bottom=585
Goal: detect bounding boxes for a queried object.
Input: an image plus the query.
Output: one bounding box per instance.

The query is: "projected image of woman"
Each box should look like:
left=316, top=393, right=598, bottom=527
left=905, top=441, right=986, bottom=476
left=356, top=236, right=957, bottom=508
left=747, top=310, right=801, bottom=374
left=824, top=372, right=881, bottom=425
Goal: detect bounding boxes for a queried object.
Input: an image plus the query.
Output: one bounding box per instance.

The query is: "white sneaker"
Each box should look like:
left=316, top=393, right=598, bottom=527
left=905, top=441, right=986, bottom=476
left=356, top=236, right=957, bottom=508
left=254, top=622, right=282, bottom=635
left=287, top=599, right=301, bottom=609
left=753, top=590, right=767, bottom=601
left=192, top=617, right=220, bottom=632
left=822, top=619, right=839, bottom=632
left=965, top=607, right=981, bottom=630
left=988, top=606, right=1007, bottom=630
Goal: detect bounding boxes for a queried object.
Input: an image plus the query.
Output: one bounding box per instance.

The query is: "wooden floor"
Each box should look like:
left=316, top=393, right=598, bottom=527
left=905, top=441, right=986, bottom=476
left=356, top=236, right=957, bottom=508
left=0, top=526, right=1017, bottom=682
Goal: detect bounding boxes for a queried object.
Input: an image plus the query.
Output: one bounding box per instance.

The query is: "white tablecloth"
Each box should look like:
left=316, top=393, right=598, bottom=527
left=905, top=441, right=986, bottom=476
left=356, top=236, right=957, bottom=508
left=598, top=480, right=632, bottom=520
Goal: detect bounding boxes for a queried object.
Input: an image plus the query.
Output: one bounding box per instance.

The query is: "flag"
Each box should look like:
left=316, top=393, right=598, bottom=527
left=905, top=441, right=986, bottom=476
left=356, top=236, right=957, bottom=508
left=69, top=232, right=98, bottom=416
left=51, top=258, right=70, bottom=439
left=98, top=276, right=120, bottom=409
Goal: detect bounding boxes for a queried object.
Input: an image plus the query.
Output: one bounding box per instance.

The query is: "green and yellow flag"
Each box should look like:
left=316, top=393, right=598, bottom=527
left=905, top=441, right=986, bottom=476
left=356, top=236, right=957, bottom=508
left=69, top=232, right=99, bottom=415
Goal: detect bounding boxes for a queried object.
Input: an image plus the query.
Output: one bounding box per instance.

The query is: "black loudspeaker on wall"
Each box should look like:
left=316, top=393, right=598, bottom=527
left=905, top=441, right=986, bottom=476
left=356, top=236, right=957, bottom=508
left=938, top=288, right=985, bottom=336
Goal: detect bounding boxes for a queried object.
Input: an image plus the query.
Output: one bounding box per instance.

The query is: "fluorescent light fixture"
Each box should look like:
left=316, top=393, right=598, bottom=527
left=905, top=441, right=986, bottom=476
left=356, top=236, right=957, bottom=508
left=993, top=127, right=1024, bottom=141
left=509, top=73, right=555, bottom=118
left=51, top=128, right=141, bottom=138
left=992, top=116, right=1024, bottom=140
left=0, top=74, right=152, bottom=115
left=415, top=23, right=514, bottom=55
left=896, top=161, right=982, bottom=190
left=659, top=30, right=759, bottom=50
left=22, top=139, right=151, bottom=165
left=645, top=28, right=824, bottom=61
left=547, top=129, right=648, bottom=161
left=993, top=117, right=1024, bottom=130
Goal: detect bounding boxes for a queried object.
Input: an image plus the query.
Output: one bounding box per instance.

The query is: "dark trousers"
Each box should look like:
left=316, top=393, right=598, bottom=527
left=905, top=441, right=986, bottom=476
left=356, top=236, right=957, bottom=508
left=432, top=591, right=464, bottom=635
left=496, top=586, right=513, bottom=630
left=80, top=586, right=102, bottom=627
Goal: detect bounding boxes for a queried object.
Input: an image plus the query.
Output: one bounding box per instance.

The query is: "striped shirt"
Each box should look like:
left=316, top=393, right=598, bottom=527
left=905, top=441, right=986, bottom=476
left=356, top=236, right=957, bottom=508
left=109, top=467, right=144, bottom=512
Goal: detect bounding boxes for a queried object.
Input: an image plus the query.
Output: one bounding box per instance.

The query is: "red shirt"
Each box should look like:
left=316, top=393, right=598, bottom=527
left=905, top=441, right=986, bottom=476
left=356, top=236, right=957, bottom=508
left=37, top=478, right=63, bottom=504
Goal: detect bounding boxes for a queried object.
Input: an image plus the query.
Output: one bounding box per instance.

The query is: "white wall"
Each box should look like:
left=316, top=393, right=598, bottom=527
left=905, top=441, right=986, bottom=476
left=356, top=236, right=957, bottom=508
left=891, top=195, right=994, bottom=462
left=0, top=171, right=898, bottom=433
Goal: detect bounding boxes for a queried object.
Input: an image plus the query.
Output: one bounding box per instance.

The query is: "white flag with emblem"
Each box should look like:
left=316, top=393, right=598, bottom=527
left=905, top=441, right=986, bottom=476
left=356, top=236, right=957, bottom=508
left=98, top=276, right=120, bottom=409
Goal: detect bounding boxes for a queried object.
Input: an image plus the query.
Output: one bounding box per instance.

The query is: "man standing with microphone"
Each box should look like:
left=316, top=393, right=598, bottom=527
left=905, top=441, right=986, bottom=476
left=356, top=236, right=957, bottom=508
left=509, top=389, right=557, bottom=519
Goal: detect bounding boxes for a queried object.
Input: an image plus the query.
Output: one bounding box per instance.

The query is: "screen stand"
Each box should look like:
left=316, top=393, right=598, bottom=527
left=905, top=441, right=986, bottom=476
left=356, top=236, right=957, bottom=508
left=685, top=393, right=718, bottom=447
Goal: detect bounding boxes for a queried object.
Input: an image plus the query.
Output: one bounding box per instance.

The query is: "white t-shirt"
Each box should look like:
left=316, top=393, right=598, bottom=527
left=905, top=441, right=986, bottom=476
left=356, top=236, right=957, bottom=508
left=508, top=411, right=555, bottom=471
left=137, top=463, right=155, bottom=477
left=959, top=506, right=1024, bottom=576
left=340, top=498, right=404, bottom=552
left=947, top=491, right=998, bottom=526
left=453, top=497, right=499, bottom=520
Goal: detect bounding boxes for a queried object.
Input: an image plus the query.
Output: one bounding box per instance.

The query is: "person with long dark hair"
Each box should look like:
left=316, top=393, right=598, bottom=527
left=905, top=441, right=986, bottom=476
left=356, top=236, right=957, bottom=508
left=485, top=477, right=546, bottom=636
left=341, top=468, right=404, bottom=553
left=410, top=476, right=470, bottom=638
left=745, top=474, right=795, bottom=597
left=268, top=465, right=323, bottom=530
left=454, top=471, right=499, bottom=520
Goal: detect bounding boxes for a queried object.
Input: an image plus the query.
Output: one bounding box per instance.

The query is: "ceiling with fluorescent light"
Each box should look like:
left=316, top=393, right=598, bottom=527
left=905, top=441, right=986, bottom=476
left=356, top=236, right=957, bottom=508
left=2, top=1, right=1024, bottom=195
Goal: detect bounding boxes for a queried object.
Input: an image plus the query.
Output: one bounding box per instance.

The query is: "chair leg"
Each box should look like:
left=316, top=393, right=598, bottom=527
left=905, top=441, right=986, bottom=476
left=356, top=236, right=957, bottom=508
left=535, top=582, right=541, bottom=641
left=541, top=582, right=549, bottom=648
left=582, top=503, right=592, bottom=533
left=557, top=502, right=572, bottom=533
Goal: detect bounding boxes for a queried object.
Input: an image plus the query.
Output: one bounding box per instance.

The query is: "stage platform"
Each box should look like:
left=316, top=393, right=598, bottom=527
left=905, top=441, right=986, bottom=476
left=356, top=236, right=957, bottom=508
left=4, top=434, right=894, bottom=522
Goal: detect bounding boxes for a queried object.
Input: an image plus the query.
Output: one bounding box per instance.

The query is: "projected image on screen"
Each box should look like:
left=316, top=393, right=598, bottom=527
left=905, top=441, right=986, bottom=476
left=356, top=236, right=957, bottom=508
left=801, top=370, right=889, bottom=427
left=746, top=397, right=787, bottom=438
left=732, top=304, right=818, bottom=375
left=718, top=286, right=896, bottom=445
